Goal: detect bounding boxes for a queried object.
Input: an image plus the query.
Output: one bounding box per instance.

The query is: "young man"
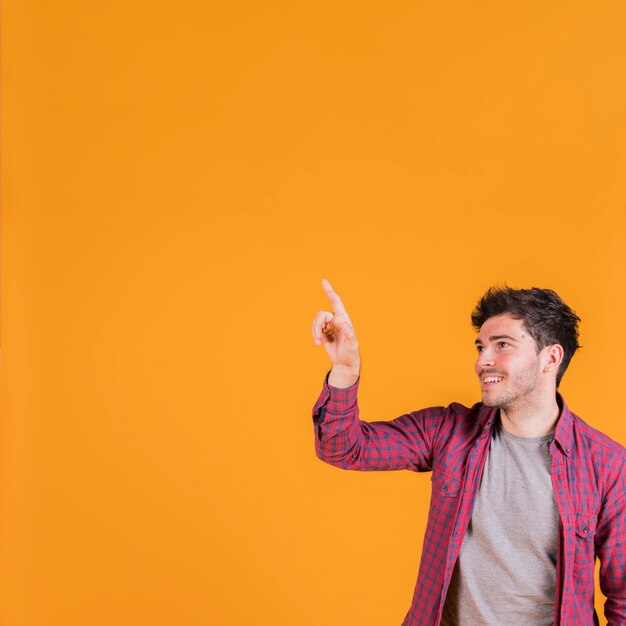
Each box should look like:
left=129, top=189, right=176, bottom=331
left=311, top=279, right=626, bottom=625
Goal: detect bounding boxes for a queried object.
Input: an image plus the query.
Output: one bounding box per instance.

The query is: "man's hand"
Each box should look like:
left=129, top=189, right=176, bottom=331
left=311, top=279, right=361, bottom=387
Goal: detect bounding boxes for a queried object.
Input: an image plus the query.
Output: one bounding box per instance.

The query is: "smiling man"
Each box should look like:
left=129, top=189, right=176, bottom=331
left=311, top=281, right=626, bottom=626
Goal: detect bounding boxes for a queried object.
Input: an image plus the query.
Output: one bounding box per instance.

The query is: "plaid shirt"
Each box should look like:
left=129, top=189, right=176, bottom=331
left=312, top=371, right=626, bottom=625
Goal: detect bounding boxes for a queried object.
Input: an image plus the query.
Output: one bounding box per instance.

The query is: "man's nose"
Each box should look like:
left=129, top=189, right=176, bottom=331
left=477, top=350, right=496, bottom=368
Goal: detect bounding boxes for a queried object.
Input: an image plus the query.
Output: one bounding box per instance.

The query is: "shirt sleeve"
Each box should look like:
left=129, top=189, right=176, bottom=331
left=311, top=370, right=447, bottom=472
left=595, top=452, right=626, bottom=624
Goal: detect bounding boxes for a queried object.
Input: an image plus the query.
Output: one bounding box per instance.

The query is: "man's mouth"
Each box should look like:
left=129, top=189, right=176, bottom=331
left=481, top=375, right=504, bottom=385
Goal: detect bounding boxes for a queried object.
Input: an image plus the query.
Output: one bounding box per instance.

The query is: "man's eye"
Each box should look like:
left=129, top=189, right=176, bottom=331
left=476, top=346, right=484, bottom=352
left=498, top=342, right=509, bottom=348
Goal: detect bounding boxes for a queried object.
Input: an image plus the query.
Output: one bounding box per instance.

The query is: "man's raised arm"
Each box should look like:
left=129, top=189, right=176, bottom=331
left=311, top=279, right=445, bottom=472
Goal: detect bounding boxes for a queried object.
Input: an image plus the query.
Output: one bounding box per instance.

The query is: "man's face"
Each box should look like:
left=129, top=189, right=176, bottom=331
left=474, top=313, right=546, bottom=409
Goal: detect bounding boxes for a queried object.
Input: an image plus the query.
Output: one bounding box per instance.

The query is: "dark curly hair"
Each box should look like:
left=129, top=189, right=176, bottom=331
left=471, top=286, right=581, bottom=388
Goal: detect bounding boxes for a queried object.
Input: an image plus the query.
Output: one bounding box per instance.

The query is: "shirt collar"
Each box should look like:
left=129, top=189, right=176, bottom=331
left=480, top=391, right=574, bottom=457
left=553, top=391, right=573, bottom=457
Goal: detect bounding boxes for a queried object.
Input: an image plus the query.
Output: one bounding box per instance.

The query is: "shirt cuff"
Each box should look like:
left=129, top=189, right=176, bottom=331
left=312, top=370, right=361, bottom=435
left=323, top=369, right=359, bottom=408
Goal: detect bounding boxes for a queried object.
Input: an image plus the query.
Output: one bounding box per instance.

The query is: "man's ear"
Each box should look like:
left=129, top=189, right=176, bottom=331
left=542, top=344, right=564, bottom=374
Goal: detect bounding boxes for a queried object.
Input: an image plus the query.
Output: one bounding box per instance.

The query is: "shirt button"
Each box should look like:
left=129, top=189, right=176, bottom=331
left=583, top=526, right=589, bottom=533
left=566, top=448, right=570, bottom=454
left=442, top=485, right=448, bottom=492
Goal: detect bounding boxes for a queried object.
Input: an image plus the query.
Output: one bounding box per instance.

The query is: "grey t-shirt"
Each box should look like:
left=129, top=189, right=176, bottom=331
left=440, top=417, right=560, bottom=626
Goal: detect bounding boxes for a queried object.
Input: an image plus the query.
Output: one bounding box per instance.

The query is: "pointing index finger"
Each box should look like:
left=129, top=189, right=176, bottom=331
left=321, top=278, right=348, bottom=315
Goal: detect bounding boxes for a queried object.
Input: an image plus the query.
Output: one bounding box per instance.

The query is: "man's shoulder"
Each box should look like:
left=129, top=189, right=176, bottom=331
left=415, top=400, right=493, bottom=442
left=411, top=400, right=488, bottom=422
left=571, top=411, right=626, bottom=460
left=449, top=400, right=494, bottom=421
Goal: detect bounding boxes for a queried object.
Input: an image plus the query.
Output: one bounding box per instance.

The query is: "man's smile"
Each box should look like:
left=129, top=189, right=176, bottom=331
left=480, top=374, right=504, bottom=385
left=481, top=375, right=504, bottom=385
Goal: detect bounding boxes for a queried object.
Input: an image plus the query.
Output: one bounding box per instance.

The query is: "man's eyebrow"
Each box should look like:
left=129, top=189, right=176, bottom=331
left=474, top=335, right=519, bottom=345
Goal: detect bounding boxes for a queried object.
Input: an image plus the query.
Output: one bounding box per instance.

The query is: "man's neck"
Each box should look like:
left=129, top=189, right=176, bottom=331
left=499, top=393, right=561, bottom=438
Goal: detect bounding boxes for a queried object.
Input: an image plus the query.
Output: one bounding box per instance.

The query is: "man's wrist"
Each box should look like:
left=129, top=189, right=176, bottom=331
left=328, top=364, right=360, bottom=388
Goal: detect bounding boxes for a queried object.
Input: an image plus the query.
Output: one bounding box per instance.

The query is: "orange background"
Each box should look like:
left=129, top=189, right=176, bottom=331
left=2, top=1, right=626, bottom=625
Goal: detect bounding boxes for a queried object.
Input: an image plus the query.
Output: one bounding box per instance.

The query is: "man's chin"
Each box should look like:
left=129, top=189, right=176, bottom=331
left=481, top=393, right=503, bottom=408
left=481, top=391, right=515, bottom=410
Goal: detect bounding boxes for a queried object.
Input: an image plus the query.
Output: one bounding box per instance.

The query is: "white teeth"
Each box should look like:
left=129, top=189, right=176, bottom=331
left=483, top=376, right=503, bottom=383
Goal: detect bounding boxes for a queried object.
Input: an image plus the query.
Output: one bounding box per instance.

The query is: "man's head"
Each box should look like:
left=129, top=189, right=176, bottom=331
left=471, top=286, right=581, bottom=407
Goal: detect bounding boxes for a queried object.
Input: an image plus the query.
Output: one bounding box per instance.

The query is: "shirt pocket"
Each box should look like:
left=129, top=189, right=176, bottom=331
left=573, top=513, right=597, bottom=584
left=431, top=472, right=462, bottom=498
left=429, top=473, right=463, bottom=533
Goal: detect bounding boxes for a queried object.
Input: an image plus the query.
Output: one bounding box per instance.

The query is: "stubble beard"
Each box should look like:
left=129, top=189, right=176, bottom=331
left=481, top=359, right=542, bottom=412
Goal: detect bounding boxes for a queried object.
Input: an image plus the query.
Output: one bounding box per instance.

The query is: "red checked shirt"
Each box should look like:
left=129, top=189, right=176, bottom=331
left=312, top=371, right=626, bottom=625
